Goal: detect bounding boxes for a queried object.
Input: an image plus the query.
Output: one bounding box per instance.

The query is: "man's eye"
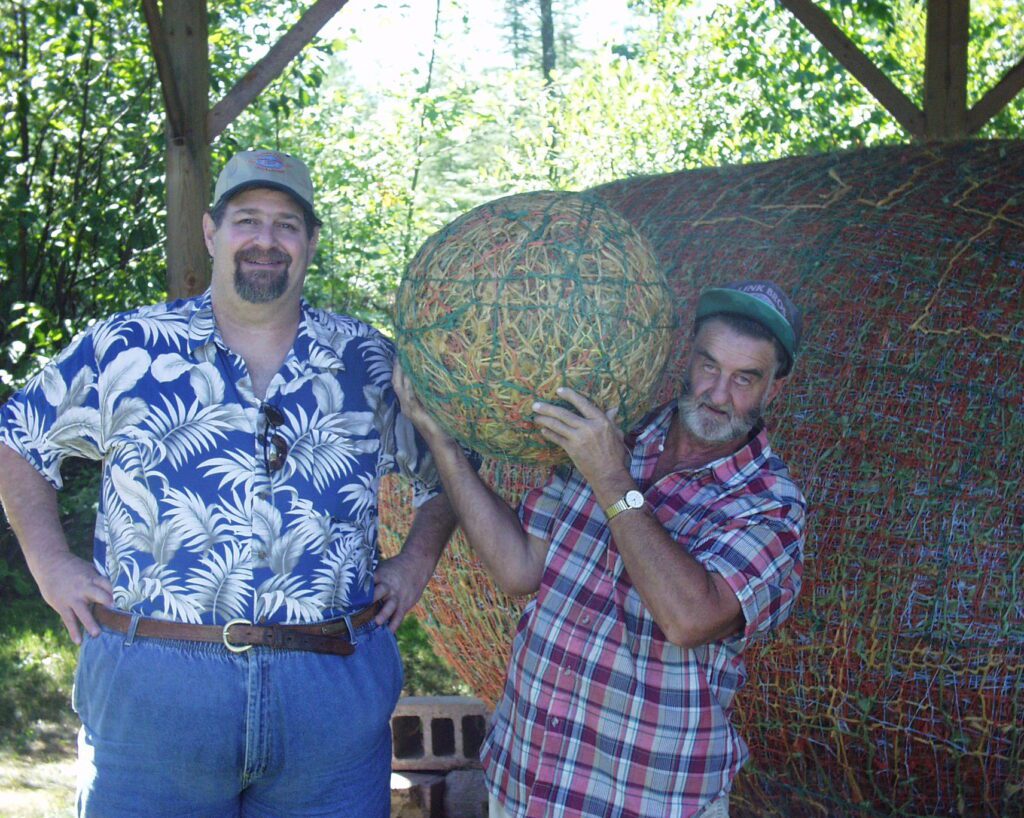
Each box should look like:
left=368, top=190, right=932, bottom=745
left=279, top=223, right=298, bottom=231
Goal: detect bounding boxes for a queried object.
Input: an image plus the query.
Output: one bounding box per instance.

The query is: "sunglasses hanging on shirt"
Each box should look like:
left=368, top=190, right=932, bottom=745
left=261, top=403, right=288, bottom=474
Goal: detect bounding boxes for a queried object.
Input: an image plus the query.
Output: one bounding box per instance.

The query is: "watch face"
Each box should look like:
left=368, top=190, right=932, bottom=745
left=625, top=490, right=644, bottom=508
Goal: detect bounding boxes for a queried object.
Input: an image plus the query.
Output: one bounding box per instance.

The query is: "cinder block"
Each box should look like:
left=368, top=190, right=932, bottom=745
left=390, top=771, right=445, bottom=818
left=444, top=768, right=489, bottom=818
left=391, top=695, right=490, bottom=771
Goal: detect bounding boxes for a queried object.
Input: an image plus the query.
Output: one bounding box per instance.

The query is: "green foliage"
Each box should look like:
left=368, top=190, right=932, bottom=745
left=0, top=598, right=78, bottom=753
left=0, top=0, right=167, bottom=396
left=396, top=614, right=470, bottom=697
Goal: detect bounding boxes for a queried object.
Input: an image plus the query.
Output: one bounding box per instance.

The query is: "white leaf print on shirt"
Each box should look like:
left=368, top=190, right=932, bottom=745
left=163, top=486, right=231, bottom=553
left=312, top=548, right=357, bottom=611
left=47, top=407, right=102, bottom=460
left=187, top=543, right=253, bottom=622
left=110, top=465, right=159, bottom=528
left=40, top=365, right=67, bottom=407
left=251, top=498, right=307, bottom=575
left=254, top=574, right=321, bottom=624
left=151, top=353, right=193, bottom=383
left=143, top=394, right=249, bottom=470
left=97, top=348, right=150, bottom=427
left=189, top=362, right=225, bottom=406
left=312, top=375, right=344, bottom=415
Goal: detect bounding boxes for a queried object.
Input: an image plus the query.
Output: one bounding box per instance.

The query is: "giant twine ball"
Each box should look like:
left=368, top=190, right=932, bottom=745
left=394, top=190, right=675, bottom=464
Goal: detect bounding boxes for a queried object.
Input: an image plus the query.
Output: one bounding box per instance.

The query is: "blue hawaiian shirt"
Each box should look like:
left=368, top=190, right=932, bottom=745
left=0, top=292, right=442, bottom=625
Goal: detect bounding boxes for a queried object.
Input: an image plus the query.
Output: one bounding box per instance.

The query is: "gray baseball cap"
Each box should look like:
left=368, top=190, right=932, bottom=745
left=212, top=150, right=315, bottom=213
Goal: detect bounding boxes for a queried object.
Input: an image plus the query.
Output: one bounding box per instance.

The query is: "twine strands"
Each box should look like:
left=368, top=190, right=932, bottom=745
left=394, top=190, right=675, bottom=464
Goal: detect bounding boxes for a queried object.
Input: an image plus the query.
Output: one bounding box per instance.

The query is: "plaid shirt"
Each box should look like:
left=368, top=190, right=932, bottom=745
left=482, top=400, right=805, bottom=818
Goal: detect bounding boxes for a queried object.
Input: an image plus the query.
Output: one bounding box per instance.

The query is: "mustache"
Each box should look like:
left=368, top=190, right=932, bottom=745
left=236, top=248, right=292, bottom=265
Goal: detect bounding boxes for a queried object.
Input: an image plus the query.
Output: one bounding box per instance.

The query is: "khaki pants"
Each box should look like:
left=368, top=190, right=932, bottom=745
left=488, top=792, right=730, bottom=817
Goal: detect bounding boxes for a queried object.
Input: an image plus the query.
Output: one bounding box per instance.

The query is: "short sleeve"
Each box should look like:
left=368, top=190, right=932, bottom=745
left=518, top=466, right=570, bottom=542
left=694, top=500, right=805, bottom=640
left=370, top=333, right=480, bottom=508
left=0, top=327, right=103, bottom=489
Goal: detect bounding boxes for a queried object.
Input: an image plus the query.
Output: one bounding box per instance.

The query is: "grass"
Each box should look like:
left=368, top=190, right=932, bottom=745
left=0, top=598, right=79, bottom=757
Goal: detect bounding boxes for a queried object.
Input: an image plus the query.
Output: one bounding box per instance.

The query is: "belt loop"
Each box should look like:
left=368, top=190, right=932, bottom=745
left=124, top=612, right=142, bottom=647
left=343, top=614, right=359, bottom=646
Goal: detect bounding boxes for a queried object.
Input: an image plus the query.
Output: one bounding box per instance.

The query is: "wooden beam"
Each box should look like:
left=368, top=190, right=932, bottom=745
left=924, top=0, right=969, bottom=139
left=777, top=0, right=925, bottom=139
left=968, top=53, right=1024, bottom=134
left=141, top=0, right=186, bottom=141
left=164, top=0, right=211, bottom=299
left=208, top=0, right=349, bottom=141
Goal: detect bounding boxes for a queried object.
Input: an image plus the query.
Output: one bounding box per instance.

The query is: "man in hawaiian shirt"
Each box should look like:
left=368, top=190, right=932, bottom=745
left=393, top=280, right=807, bottom=818
left=0, top=149, right=457, bottom=816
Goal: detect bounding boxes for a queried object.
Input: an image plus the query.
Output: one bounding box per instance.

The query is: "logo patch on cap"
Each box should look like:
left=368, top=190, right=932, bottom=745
left=253, top=152, right=287, bottom=172
left=738, top=282, right=789, bottom=319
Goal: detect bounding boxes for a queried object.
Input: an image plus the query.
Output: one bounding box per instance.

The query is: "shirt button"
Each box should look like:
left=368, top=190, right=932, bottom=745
left=550, top=717, right=559, bottom=728
left=257, top=490, right=271, bottom=500
left=255, top=549, right=267, bottom=560
left=581, top=615, right=591, bottom=625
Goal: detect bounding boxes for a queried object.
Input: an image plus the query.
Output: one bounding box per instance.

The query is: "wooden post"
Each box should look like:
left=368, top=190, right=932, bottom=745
left=164, top=0, right=211, bottom=300
left=924, top=0, right=969, bottom=139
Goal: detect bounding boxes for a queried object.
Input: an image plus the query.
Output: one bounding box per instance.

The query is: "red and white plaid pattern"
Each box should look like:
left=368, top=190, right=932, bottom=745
left=482, top=401, right=805, bottom=818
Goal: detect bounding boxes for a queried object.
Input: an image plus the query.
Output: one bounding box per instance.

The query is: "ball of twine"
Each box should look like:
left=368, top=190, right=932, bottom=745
left=394, top=190, right=675, bottom=465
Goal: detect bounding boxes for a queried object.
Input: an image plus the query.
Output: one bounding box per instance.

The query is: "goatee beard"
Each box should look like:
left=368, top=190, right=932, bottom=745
left=233, top=248, right=292, bottom=303
left=678, top=379, right=763, bottom=444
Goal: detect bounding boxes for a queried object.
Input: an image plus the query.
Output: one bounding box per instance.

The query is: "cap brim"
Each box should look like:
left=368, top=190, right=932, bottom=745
left=696, top=288, right=796, bottom=372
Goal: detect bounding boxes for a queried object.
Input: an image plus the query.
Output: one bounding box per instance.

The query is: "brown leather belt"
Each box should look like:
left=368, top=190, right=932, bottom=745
left=93, top=602, right=382, bottom=656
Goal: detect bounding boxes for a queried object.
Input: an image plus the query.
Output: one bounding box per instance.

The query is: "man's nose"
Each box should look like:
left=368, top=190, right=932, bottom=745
left=708, top=375, right=731, bottom=407
left=252, top=222, right=278, bottom=248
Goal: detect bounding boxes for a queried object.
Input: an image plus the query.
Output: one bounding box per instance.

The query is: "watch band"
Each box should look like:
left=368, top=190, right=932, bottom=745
left=604, top=489, right=645, bottom=521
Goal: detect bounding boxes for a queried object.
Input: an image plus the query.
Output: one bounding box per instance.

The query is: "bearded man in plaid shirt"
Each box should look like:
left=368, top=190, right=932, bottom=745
left=394, top=280, right=806, bottom=818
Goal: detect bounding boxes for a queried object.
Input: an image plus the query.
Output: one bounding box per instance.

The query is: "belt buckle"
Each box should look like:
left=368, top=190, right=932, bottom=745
left=222, top=619, right=253, bottom=653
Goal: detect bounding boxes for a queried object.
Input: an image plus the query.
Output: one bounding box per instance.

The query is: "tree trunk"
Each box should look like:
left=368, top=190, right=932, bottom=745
left=164, top=0, right=210, bottom=300
left=540, top=0, right=555, bottom=85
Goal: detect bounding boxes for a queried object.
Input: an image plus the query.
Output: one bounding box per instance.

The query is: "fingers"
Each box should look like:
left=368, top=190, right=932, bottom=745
left=60, top=607, right=83, bottom=646
left=534, top=386, right=600, bottom=420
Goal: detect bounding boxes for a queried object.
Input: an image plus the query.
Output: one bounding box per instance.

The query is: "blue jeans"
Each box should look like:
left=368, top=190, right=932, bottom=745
left=73, top=618, right=403, bottom=817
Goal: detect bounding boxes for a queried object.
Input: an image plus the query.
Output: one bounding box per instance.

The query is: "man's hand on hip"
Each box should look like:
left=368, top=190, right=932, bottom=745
left=34, top=550, right=113, bottom=645
left=372, top=547, right=434, bottom=633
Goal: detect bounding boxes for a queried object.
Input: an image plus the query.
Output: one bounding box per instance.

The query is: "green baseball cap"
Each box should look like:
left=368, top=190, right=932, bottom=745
left=212, top=150, right=315, bottom=214
left=696, top=280, right=803, bottom=376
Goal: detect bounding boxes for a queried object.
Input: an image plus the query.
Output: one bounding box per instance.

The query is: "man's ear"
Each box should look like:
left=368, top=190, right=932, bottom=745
left=202, top=212, right=217, bottom=256
left=765, top=374, right=787, bottom=407
left=307, top=225, right=321, bottom=258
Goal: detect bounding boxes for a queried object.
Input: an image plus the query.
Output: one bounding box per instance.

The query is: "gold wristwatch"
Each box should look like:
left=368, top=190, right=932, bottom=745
left=604, top=489, right=645, bottom=521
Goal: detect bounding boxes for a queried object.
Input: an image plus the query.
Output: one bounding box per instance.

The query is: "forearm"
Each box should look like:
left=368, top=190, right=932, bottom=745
left=608, top=507, right=743, bottom=648
left=401, top=492, right=458, bottom=573
left=0, top=443, right=71, bottom=576
left=0, top=443, right=111, bottom=642
left=426, top=434, right=545, bottom=595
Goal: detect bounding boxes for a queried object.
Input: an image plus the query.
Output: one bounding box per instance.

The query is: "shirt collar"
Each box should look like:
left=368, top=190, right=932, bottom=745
left=633, top=399, right=773, bottom=486
left=186, top=291, right=345, bottom=372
